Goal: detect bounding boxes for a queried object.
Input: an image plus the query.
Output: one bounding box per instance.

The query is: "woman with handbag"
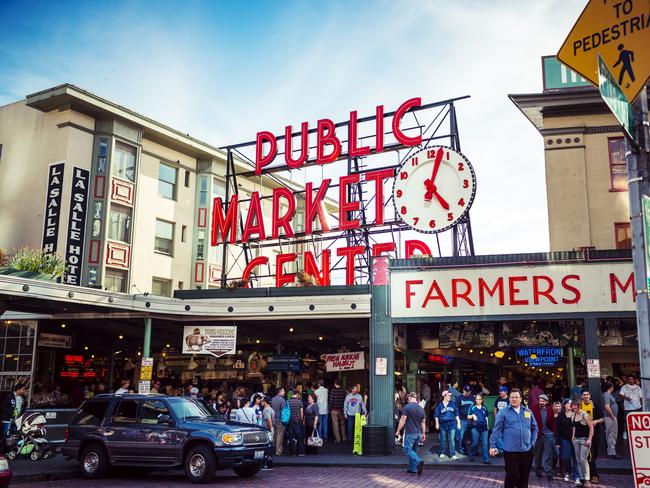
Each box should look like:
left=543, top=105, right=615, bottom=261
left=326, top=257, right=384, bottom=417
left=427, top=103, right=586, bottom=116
left=305, top=393, right=321, bottom=454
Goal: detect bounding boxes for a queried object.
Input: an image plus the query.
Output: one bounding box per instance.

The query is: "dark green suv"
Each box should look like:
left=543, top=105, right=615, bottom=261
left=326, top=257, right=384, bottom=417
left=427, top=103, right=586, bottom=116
left=62, top=394, right=272, bottom=483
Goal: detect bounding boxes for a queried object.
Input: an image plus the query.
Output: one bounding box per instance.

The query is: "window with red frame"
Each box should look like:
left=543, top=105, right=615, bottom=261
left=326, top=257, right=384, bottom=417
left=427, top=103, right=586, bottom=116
left=615, top=223, right=631, bottom=249
left=609, top=137, right=627, bottom=191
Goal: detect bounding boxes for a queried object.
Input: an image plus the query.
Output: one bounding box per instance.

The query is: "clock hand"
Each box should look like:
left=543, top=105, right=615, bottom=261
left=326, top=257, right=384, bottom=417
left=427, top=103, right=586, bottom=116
left=424, top=147, right=444, bottom=201
left=432, top=188, right=449, bottom=210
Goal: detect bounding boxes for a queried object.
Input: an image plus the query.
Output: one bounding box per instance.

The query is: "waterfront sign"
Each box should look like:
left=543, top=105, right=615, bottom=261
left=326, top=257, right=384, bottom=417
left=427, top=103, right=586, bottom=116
left=557, top=0, right=650, bottom=102
left=598, top=54, right=634, bottom=139
left=391, top=262, right=635, bottom=318
left=182, top=325, right=237, bottom=358
left=516, top=347, right=564, bottom=367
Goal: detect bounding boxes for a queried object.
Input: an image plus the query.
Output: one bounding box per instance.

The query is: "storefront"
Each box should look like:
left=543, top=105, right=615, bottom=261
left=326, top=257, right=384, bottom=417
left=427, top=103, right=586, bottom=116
left=369, top=250, right=637, bottom=446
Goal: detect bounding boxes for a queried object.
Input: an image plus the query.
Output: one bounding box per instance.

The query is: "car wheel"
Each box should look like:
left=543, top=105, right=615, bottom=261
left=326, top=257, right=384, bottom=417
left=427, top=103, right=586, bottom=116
left=234, top=464, right=261, bottom=478
left=80, top=444, right=109, bottom=479
left=185, top=445, right=216, bottom=484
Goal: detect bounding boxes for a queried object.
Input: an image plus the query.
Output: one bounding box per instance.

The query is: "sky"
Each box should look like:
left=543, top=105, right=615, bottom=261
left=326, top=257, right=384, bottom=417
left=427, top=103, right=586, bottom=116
left=0, top=0, right=589, bottom=256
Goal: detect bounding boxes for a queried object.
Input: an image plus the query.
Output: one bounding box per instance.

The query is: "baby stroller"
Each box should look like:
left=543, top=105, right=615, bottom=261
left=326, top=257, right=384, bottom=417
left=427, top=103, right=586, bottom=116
left=5, top=412, right=54, bottom=461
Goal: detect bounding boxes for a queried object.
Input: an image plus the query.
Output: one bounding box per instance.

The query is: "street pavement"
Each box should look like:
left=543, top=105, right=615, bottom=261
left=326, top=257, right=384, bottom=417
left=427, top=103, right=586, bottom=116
left=13, top=466, right=635, bottom=487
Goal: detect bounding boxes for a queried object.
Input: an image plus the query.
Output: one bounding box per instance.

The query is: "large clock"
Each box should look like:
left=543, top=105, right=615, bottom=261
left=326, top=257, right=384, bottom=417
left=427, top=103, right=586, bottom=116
left=392, top=145, right=476, bottom=234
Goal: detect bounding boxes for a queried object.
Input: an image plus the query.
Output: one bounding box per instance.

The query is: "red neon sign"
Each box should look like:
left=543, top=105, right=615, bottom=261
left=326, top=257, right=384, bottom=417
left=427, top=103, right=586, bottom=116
left=212, top=98, right=432, bottom=286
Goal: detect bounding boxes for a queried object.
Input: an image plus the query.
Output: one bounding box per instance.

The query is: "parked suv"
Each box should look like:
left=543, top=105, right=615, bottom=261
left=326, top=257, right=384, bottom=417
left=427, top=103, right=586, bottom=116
left=62, top=394, right=272, bottom=483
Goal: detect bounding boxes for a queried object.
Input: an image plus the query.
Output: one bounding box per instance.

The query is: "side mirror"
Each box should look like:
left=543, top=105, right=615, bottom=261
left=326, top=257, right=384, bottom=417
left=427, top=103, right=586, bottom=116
left=158, top=414, right=173, bottom=425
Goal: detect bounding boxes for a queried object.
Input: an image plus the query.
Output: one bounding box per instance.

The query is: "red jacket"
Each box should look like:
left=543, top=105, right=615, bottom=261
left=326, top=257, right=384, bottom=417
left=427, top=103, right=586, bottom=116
left=531, top=404, right=556, bottom=434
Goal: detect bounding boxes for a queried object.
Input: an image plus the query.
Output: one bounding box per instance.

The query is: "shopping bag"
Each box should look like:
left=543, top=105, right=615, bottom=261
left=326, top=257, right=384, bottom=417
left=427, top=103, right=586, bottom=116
left=307, top=431, right=323, bottom=447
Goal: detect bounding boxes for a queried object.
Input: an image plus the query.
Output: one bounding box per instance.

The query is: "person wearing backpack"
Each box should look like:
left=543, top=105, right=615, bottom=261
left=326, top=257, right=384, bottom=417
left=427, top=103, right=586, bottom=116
left=271, top=387, right=286, bottom=456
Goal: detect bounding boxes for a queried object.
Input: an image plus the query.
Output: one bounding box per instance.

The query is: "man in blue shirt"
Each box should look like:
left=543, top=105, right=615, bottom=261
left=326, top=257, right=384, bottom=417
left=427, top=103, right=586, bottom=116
left=456, top=385, right=475, bottom=455
left=490, top=388, right=538, bottom=488
left=395, top=392, right=426, bottom=476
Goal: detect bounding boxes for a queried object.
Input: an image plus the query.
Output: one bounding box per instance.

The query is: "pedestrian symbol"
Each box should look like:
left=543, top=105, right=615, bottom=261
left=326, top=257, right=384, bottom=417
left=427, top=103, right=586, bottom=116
left=613, top=44, right=635, bottom=87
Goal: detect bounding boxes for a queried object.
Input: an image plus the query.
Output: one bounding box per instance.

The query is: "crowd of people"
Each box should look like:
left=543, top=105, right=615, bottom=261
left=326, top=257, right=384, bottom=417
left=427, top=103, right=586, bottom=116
left=396, top=373, right=642, bottom=487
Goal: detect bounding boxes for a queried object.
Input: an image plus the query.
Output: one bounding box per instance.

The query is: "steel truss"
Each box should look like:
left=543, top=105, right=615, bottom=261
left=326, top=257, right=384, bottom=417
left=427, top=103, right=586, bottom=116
left=219, top=96, right=474, bottom=287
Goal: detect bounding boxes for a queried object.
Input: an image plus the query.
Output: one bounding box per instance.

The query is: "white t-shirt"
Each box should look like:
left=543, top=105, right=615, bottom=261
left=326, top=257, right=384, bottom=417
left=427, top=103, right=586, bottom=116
left=115, top=387, right=129, bottom=395
left=236, top=406, right=259, bottom=425
left=315, top=386, right=329, bottom=415
left=620, top=384, right=643, bottom=410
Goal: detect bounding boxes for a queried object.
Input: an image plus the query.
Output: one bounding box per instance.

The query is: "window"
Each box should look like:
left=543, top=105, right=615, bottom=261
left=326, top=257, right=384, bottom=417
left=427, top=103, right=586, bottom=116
left=140, top=400, right=170, bottom=424
left=155, top=219, right=174, bottom=255
left=196, top=230, right=205, bottom=260
left=199, top=176, right=208, bottom=206
left=178, top=281, right=184, bottom=290
left=608, top=137, right=627, bottom=191
left=181, top=225, right=187, bottom=243
left=615, top=222, right=632, bottom=249
left=104, top=269, right=127, bottom=293
left=151, top=277, right=172, bottom=297
left=158, top=163, right=177, bottom=200
left=184, top=170, right=190, bottom=188
left=108, top=205, right=131, bottom=243
left=72, top=400, right=110, bottom=426
left=112, top=400, right=139, bottom=423
left=112, top=141, right=136, bottom=182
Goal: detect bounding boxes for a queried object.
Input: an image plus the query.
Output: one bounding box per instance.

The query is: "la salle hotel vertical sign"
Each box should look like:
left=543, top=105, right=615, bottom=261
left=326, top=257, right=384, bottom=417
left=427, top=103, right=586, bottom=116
left=64, top=167, right=90, bottom=285
left=42, top=162, right=65, bottom=253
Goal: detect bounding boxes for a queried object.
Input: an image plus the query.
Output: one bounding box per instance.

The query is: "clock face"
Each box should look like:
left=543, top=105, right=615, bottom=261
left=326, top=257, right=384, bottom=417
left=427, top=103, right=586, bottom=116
left=392, top=145, right=476, bottom=234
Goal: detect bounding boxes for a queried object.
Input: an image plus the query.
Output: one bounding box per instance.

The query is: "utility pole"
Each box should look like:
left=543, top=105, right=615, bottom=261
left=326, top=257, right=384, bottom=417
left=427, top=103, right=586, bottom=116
left=626, top=89, right=650, bottom=408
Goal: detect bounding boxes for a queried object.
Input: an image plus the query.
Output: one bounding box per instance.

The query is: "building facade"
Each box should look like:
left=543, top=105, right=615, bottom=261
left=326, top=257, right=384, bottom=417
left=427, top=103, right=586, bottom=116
left=0, top=84, right=324, bottom=295
left=510, top=56, right=636, bottom=252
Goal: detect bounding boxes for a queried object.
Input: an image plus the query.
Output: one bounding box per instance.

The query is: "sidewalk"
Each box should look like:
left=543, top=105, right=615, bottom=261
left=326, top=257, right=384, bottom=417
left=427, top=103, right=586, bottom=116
left=9, top=438, right=633, bottom=484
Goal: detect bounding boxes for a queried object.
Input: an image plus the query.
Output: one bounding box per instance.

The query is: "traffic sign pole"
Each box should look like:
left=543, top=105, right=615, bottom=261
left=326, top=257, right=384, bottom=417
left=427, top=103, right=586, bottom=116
left=625, top=89, right=650, bottom=408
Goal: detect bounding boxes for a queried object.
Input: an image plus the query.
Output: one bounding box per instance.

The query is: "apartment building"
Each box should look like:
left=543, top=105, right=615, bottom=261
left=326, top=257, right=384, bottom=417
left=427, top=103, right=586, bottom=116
left=0, top=84, right=319, bottom=295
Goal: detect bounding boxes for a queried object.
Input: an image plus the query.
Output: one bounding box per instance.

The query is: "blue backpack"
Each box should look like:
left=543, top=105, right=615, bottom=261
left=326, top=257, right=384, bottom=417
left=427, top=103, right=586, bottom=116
left=281, top=401, right=291, bottom=425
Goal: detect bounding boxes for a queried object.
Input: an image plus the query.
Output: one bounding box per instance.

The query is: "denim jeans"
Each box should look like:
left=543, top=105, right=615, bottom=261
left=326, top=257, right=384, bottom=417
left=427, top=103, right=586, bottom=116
left=458, top=419, right=469, bottom=454
left=470, top=428, right=489, bottom=462
left=403, top=433, right=421, bottom=472
left=346, top=415, right=356, bottom=441
left=317, top=413, right=328, bottom=440
left=439, top=425, right=456, bottom=457
left=560, top=438, right=579, bottom=479
left=534, top=435, right=555, bottom=475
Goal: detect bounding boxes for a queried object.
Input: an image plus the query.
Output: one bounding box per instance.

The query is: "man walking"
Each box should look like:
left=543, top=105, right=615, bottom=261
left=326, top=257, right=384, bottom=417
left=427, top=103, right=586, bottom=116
left=602, top=382, right=621, bottom=459
left=490, top=388, right=538, bottom=488
left=287, top=388, right=305, bottom=456
left=395, top=392, right=426, bottom=476
left=531, top=394, right=555, bottom=481
left=343, top=385, right=367, bottom=443
left=329, top=380, right=347, bottom=443
left=270, top=387, right=286, bottom=456
left=457, top=385, right=475, bottom=455
left=314, top=380, right=329, bottom=441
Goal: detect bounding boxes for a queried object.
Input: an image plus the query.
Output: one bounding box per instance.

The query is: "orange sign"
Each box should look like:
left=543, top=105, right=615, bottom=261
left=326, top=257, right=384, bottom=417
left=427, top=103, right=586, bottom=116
left=557, top=0, right=650, bottom=102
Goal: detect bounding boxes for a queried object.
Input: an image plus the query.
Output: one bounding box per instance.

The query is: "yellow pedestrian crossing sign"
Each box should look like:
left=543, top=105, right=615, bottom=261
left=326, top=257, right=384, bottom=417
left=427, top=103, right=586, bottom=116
left=557, top=0, right=650, bottom=103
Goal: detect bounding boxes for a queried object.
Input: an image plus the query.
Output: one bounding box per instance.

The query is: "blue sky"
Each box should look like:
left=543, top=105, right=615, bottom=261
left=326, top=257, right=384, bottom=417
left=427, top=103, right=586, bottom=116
left=0, top=0, right=589, bottom=255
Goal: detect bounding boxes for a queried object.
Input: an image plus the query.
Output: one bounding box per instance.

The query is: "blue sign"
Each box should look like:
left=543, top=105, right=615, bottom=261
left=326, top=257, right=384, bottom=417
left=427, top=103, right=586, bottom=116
left=265, top=355, right=301, bottom=372
left=516, top=347, right=564, bottom=367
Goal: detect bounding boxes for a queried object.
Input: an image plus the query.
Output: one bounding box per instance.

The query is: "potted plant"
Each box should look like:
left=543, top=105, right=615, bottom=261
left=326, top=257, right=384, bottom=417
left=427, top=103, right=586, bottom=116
left=0, top=247, right=65, bottom=281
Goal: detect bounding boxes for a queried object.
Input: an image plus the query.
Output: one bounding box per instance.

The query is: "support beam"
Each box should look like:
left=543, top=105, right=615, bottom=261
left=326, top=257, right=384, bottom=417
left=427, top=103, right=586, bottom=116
left=369, top=257, right=394, bottom=453
left=583, top=317, right=602, bottom=406
left=143, top=317, right=152, bottom=357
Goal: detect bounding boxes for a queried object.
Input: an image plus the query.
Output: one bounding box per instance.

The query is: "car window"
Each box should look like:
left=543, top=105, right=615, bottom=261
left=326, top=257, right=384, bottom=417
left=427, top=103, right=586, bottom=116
left=140, top=400, right=169, bottom=424
left=168, top=397, right=213, bottom=419
left=72, top=400, right=110, bottom=426
left=111, top=399, right=139, bottom=423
